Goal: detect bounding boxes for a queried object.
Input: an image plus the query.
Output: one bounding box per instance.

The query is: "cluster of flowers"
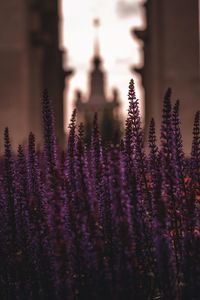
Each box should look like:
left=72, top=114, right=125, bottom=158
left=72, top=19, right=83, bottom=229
left=0, top=79, right=199, bottom=299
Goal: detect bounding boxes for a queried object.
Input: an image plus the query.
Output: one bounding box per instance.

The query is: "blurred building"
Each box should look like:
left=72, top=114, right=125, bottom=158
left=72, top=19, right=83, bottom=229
left=0, top=0, right=72, bottom=151
left=133, top=0, right=200, bottom=153
left=75, top=21, right=121, bottom=142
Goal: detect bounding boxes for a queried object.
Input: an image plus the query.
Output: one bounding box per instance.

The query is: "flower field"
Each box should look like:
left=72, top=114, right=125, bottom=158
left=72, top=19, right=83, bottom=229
left=0, top=79, right=199, bottom=299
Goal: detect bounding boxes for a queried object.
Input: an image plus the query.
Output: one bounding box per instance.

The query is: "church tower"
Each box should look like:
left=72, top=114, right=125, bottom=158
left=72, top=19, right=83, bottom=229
left=75, top=20, right=121, bottom=142
left=88, top=19, right=107, bottom=105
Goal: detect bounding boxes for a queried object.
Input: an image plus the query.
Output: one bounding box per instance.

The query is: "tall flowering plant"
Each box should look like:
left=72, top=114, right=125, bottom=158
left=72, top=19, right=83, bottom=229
left=0, top=80, right=199, bottom=300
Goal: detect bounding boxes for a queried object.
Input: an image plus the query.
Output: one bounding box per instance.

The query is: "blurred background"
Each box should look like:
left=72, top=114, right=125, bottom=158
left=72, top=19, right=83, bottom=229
left=0, top=0, right=199, bottom=152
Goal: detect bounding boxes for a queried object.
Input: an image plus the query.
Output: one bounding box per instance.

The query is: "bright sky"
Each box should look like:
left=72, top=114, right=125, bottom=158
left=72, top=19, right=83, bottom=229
left=60, top=0, right=146, bottom=126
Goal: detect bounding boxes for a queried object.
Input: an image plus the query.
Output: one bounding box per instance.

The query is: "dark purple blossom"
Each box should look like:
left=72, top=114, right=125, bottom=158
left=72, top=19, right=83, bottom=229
left=0, top=81, right=199, bottom=299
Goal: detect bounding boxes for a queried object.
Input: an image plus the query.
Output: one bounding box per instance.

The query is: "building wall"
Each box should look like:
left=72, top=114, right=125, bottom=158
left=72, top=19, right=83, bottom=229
left=135, top=0, right=200, bottom=153
left=162, top=0, right=200, bottom=153
left=0, top=0, right=32, bottom=150
left=0, top=0, right=68, bottom=152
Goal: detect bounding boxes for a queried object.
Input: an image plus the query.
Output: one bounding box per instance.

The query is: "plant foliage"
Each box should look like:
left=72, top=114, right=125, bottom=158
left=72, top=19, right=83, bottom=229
left=0, top=80, right=199, bottom=299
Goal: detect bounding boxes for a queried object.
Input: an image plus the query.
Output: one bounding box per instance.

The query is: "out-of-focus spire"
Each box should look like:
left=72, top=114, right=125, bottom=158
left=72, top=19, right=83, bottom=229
left=93, top=18, right=100, bottom=57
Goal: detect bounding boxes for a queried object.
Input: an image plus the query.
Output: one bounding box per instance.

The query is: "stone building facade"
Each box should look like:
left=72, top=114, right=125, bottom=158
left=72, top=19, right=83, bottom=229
left=134, top=0, right=200, bottom=153
left=0, top=0, right=72, bottom=151
left=75, top=37, right=121, bottom=142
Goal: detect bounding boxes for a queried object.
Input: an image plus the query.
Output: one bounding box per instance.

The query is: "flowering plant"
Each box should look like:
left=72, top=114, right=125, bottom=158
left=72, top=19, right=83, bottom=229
left=0, top=80, right=199, bottom=299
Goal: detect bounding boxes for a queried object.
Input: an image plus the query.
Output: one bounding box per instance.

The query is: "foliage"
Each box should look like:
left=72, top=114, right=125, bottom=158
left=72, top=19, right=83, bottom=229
left=0, top=80, right=199, bottom=299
